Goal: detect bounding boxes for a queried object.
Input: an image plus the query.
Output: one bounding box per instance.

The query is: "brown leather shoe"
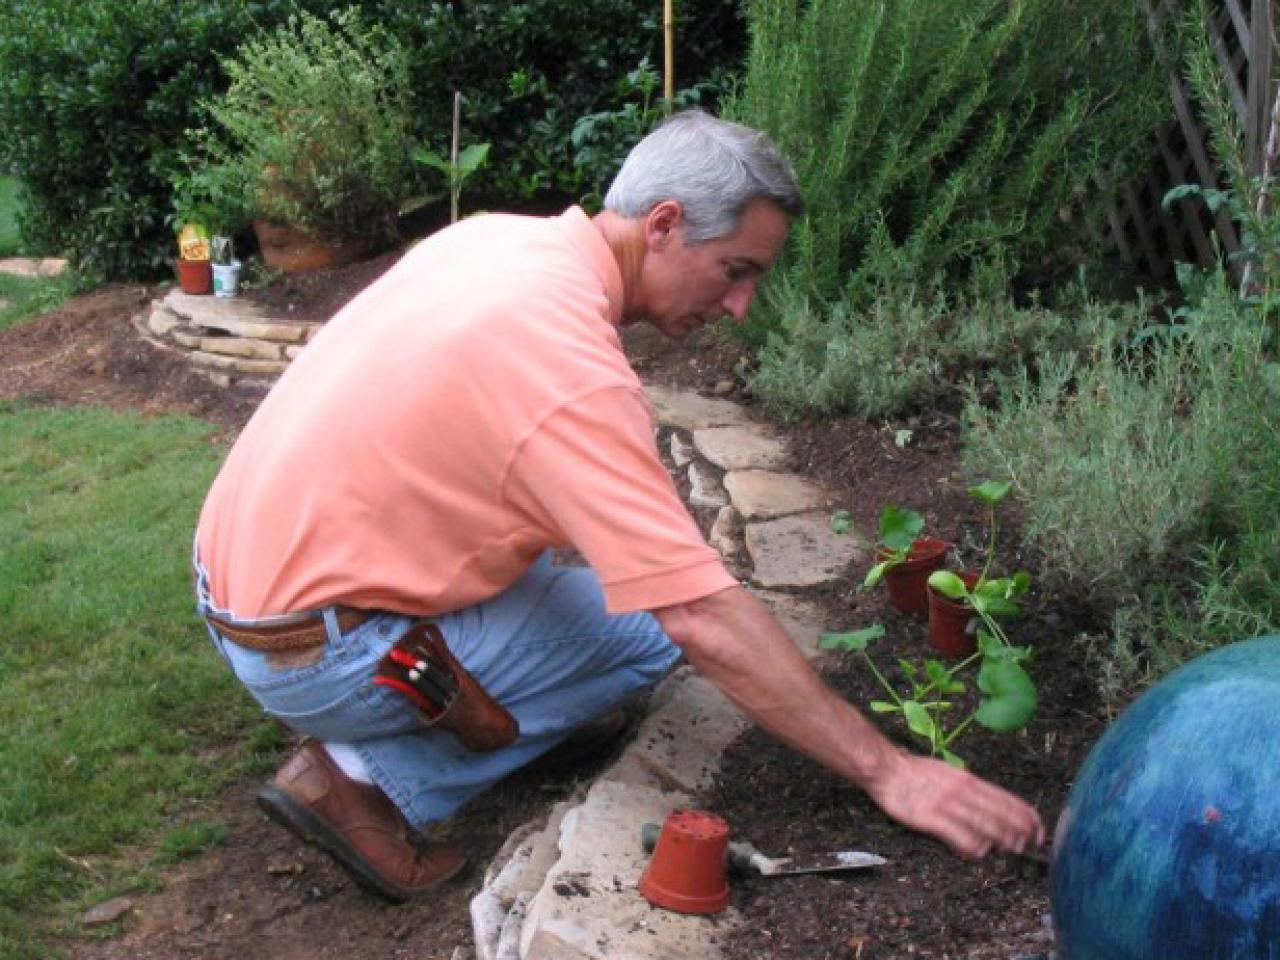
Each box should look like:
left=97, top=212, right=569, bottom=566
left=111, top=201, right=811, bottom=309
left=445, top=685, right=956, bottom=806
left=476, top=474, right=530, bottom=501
left=257, top=741, right=466, bottom=901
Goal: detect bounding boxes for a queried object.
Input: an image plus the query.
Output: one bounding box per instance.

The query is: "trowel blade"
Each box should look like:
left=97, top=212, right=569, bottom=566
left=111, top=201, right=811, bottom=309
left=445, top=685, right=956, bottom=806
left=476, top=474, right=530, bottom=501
left=753, top=849, right=887, bottom=876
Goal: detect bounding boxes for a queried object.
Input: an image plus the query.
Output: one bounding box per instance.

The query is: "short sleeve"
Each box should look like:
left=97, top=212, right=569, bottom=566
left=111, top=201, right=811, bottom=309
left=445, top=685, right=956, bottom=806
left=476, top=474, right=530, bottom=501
left=502, top=386, right=738, bottom=612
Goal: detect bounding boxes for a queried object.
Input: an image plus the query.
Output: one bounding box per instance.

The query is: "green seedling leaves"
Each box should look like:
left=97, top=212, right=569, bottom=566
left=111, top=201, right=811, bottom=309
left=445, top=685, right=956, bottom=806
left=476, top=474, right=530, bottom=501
left=969, top=480, right=1011, bottom=505
left=927, top=570, right=967, bottom=600
left=819, top=624, right=885, bottom=652
left=941, top=748, right=966, bottom=769
left=870, top=700, right=899, bottom=713
left=902, top=700, right=937, bottom=740
left=879, top=505, right=925, bottom=551
left=862, top=558, right=896, bottom=588
left=831, top=509, right=852, bottom=534
left=975, top=660, right=1037, bottom=732
left=924, top=659, right=965, bottom=695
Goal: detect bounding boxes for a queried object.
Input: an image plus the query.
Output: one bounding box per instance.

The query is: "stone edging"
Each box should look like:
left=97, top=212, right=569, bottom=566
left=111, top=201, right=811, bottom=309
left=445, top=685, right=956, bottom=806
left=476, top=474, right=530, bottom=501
left=135, top=289, right=320, bottom=391
left=469, top=385, right=869, bottom=960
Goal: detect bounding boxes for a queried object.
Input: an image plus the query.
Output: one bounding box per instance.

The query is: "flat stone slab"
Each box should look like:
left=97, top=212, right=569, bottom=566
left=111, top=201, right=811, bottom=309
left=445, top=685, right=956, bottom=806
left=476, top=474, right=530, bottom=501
left=692, top=425, right=789, bottom=471
left=644, top=385, right=753, bottom=431
left=520, top=781, right=734, bottom=960
left=687, top=462, right=727, bottom=509
left=722, top=470, right=829, bottom=519
left=0, top=257, right=68, bottom=278
left=746, top=511, right=869, bottom=589
left=602, top=667, right=748, bottom=796
left=750, top=589, right=835, bottom=661
left=163, top=289, right=318, bottom=342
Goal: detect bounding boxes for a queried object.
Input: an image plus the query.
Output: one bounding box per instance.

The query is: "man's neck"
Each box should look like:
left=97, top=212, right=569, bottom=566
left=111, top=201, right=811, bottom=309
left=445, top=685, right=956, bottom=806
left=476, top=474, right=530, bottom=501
left=591, top=210, right=646, bottom=324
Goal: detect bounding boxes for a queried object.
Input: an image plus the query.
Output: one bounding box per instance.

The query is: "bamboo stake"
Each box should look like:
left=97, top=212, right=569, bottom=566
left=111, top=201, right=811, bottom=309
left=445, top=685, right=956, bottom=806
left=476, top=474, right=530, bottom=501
left=663, top=0, right=675, bottom=113
left=451, top=91, right=462, bottom=224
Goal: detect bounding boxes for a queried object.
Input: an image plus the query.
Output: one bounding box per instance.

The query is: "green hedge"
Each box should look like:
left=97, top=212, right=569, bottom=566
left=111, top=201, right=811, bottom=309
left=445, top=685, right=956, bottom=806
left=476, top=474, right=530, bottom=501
left=0, top=0, right=744, bottom=281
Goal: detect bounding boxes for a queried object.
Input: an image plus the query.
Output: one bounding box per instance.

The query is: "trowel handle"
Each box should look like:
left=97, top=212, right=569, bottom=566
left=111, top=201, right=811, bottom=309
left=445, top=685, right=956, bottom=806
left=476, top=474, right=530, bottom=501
left=639, top=822, right=760, bottom=874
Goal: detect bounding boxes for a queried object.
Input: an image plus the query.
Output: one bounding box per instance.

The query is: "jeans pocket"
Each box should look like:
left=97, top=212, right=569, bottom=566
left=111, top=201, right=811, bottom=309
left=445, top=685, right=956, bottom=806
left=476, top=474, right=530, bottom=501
left=264, top=681, right=427, bottom=742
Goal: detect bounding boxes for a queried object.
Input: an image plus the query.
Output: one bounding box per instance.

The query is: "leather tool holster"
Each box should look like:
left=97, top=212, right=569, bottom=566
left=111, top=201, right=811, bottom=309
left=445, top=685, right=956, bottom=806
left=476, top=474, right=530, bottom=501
left=374, top=621, right=518, bottom=753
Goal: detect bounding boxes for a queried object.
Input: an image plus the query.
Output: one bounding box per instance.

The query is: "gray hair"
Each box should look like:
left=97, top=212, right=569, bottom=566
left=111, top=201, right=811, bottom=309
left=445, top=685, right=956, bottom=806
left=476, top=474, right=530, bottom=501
left=603, top=109, right=805, bottom=243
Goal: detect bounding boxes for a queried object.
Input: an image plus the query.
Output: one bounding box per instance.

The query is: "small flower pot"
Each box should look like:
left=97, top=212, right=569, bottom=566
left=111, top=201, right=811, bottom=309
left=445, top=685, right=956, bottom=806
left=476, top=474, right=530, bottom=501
left=175, top=258, right=212, bottom=295
left=880, top=538, right=951, bottom=617
left=212, top=259, right=243, bottom=298
left=639, top=809, right=731, bottom=915
left=927, top=570, right=981, bottom=658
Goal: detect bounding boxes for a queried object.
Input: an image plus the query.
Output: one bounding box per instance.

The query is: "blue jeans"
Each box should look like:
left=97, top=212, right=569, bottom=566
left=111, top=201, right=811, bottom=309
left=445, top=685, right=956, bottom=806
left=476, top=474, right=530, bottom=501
left=196, top=552, right=680, bottom=829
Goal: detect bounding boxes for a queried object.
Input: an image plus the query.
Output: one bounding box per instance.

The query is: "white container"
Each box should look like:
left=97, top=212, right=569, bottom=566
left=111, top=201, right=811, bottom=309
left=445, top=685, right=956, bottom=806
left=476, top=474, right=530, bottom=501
left=212, top=260, right=243, bottom=298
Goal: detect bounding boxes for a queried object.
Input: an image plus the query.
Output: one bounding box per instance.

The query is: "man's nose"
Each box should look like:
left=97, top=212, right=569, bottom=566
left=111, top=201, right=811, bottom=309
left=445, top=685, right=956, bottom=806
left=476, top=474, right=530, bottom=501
left=721, top=279, right=758, bottom=323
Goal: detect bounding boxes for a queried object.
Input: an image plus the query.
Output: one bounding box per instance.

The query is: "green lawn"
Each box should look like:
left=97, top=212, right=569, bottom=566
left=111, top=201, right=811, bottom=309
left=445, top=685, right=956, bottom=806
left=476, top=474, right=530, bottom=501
left=0, top=404, right=279, bottom=960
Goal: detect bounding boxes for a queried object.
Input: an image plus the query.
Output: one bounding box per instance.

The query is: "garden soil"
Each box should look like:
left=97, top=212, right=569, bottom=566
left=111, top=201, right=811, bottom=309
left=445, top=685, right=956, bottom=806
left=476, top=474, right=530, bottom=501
left=0, top=247, right=1110, bottom=959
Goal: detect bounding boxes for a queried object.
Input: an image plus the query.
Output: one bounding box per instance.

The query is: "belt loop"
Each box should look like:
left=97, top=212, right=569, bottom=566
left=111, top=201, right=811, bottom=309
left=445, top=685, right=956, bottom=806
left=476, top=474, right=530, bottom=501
left=321, top=606, right=343, bottom=645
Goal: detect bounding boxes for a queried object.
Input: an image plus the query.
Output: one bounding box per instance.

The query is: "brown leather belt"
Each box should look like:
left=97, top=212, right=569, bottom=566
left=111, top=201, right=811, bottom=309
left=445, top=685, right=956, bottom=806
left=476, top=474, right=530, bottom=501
left=206, top=607, right=375, bottom=652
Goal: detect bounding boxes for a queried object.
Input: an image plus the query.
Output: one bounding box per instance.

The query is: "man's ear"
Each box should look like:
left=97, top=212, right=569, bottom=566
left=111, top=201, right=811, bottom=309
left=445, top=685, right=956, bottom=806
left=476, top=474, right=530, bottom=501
left=645, top=200, right=683, bottom=251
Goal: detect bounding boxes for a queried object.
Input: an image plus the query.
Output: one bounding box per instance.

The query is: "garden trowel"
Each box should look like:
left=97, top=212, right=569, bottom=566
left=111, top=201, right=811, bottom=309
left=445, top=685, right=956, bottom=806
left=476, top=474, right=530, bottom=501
left=641, top=822, right=886, bottom=877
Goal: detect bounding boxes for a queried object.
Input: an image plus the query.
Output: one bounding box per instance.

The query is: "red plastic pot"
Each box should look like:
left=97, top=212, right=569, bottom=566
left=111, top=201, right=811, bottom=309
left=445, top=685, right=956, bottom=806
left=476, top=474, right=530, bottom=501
left=639, top=809, right=731, bottom=915
left=927, top=570, right=981, bottom=658
left=175, top=258, right=212, bottom=295
left=880, top=538, right=951, bottom=617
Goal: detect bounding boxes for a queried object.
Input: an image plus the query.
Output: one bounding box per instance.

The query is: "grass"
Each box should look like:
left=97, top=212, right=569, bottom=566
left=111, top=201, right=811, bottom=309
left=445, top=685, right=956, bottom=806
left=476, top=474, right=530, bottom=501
left=0, top=176, right=81, bottom=333
left=0, top=403, right=279, bottom=960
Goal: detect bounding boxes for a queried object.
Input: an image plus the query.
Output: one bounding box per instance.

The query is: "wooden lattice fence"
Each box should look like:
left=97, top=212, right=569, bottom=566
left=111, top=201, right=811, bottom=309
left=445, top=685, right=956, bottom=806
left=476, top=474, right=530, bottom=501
left=1107, top=0, right=1277, bottom=281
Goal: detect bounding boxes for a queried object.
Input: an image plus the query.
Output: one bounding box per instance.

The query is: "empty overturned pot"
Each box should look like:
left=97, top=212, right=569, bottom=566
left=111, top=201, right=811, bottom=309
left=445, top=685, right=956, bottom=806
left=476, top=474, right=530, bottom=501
left=639, top=809, right=731, bottom=915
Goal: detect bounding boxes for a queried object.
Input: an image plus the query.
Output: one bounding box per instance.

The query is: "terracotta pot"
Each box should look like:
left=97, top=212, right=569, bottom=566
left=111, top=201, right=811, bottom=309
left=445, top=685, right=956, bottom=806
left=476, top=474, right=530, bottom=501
left=880, top=538, right=950, bottom=617
left=927, top=570, right=981, bottom=658
left=639, top=809, right=731, bottom=915
left=175, top=258, right=212, bottom=295
left=252, top=219, right=377, bottom=273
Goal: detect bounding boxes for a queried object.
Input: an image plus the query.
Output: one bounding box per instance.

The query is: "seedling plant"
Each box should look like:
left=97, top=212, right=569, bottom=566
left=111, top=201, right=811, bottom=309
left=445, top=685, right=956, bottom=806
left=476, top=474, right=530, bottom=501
left=823, top=481, right=1036, bottom=767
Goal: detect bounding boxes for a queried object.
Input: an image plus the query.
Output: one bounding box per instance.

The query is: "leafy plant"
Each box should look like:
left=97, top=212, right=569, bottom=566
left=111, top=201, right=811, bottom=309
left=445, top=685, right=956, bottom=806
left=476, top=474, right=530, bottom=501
left=926, top=481, right=1032, bottom=650
left=191, top=9, right=418, bottom=246
left=820, top=623, right=1035, bottom=768
left=862, top=505, right=926, bottom=588
left=823, top=481, right=1036, bottom=766
left=410, top=141, right=491, bottom=224
left=831, top=508, right=853, bottom=534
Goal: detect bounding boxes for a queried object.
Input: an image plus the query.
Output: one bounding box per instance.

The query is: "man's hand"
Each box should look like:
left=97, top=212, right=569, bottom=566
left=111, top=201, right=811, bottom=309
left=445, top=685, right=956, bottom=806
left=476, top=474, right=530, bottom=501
left=866, top=749, right=1045, bottom=858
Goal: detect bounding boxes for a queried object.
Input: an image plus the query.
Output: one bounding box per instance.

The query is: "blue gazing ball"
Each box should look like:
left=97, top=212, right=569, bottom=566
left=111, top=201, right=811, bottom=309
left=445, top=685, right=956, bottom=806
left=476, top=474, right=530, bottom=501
left=1051, top=635, right=1280, bottom=959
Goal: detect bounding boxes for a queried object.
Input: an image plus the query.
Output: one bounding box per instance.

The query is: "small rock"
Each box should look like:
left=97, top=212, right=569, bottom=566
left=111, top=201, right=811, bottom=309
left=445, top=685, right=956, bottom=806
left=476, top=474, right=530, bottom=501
left=669, top=432, right=694, bottom=468
left=712, top=378, right=735, bottom=395
left=265, top=856, right=305, bottom=876
left=81, top=896, right=135, bottom=927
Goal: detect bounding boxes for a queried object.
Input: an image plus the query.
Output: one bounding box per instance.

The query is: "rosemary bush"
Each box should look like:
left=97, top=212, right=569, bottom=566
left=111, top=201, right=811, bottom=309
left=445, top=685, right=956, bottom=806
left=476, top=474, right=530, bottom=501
left=725, top=0, right=1170, bottom=413
left=192, top=9, right=417, bottom=245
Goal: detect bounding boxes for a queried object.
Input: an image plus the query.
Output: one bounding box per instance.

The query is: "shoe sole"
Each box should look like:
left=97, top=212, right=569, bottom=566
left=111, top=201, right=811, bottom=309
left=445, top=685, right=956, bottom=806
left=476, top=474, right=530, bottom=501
left=257, top=784, right=461, bottom=902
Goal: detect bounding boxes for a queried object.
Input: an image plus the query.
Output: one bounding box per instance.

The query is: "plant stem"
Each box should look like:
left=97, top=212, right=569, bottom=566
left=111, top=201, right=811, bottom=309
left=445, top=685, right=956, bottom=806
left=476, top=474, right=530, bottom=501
left=860, top=652, right=904, bottom=706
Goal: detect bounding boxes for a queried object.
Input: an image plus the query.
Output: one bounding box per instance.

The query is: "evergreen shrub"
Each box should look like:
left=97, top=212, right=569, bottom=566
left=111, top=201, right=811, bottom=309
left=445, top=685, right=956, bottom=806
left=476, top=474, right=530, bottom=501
left=191, top=9, right=417, bottom=246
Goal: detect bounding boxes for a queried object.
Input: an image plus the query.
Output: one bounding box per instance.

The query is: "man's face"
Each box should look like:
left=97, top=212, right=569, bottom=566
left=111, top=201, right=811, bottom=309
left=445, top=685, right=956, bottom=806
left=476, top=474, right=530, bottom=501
left=635, top=198, right=789, bottom=340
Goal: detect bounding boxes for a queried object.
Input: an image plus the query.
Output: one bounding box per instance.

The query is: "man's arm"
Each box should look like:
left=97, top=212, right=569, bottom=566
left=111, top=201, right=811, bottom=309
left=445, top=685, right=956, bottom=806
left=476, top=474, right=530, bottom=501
left=653, top=585, right=1045, bottom=858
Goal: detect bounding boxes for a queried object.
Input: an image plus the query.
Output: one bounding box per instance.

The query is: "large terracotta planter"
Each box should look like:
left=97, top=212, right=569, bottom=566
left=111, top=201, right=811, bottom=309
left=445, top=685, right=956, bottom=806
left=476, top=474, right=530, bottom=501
left=880, top=538, right=950, bottom=617
left=252, top=220, right=376, bottom=273
left=639, top=809, right=731, bottom=915
left=927, top=570, right=981, bottom=658
left=175, top=258, right=212, bottom=295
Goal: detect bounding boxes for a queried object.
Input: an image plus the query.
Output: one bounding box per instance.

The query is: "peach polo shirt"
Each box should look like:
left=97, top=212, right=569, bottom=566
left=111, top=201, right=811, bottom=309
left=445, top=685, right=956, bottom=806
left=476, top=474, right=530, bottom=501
left=196, top=207, right=736, bottom=618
